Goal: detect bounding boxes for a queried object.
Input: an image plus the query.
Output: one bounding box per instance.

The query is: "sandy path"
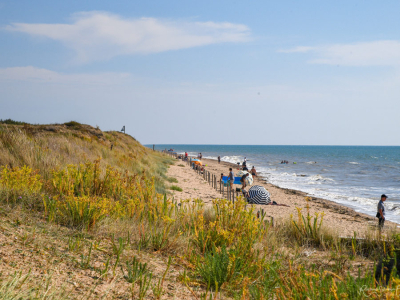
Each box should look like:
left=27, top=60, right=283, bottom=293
left=167, top=162, right=222, bottom=204
left=167, top=157, right=398, bottom=237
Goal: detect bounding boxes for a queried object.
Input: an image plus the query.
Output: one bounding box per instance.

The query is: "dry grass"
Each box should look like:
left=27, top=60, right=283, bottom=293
left=0, top=123, right=173, bottom=193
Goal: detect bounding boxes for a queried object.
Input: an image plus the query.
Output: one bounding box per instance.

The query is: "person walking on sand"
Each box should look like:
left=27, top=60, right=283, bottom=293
left=377, top=194, right=388, bottom=228
left=228, top=168, right=234, bottom=189
left=218, top=156, right=221, bottom=164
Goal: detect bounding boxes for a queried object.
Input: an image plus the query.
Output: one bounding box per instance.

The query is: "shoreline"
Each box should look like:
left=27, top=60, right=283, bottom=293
left=167, top=154, right=398, bottom=237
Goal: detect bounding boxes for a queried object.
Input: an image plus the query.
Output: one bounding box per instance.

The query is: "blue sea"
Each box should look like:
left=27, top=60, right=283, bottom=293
left=149, top=145, right=400, bottom=223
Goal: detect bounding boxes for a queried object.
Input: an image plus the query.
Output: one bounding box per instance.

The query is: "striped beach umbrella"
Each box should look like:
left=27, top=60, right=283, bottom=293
left=247, top=185, right=271, bottom=205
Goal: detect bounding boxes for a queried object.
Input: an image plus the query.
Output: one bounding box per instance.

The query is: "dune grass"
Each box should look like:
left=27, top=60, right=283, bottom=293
left=169, top=185, right=182, bottom=192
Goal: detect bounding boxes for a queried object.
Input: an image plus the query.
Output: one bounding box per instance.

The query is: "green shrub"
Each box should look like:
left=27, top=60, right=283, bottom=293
left=0, top=119, right=29, bottom=125
left=290, top=199, right=325, bottom=246
left=170, top=185, right=182, bottom=192
left=122, top=256, right=150, bottom=283
left=195, top=245, right=229, bottom=290
left=64, top=121, right=82, bottom=129
left=167, top=177, right=178, bottom=183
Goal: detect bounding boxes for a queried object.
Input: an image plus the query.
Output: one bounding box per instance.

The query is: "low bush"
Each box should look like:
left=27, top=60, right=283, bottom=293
left=0, top=165, right=42, bottom=207
left=170, top=185, right=182, bottom=192
left=0, top=119, right=29, bottom=125
left=167, top=177, right=178, bottom=183
left=122, top=256, right=150, bottom=283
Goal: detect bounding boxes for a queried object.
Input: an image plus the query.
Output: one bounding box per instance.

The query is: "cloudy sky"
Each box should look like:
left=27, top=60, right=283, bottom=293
left=1, top=0, right=400, bottom=145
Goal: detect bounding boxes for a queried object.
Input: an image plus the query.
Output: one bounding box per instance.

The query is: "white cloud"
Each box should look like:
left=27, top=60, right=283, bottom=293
left=5, top=12, right=251, bottom=63
left=0, top=66, right=131, bottom=85
left=282, top=40, right=400, bottom=66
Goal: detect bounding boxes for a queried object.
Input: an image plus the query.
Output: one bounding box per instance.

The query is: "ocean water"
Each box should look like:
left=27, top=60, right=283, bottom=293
left=149, top=145, right=400, bottom=223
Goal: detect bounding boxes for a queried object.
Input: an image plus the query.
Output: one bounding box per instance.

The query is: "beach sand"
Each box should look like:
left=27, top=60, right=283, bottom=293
left=167, top=156, right=398, bottom=237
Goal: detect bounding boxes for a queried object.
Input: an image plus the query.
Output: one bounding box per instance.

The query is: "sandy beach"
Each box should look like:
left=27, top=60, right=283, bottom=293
left=167, top=156, right=398, bottom=237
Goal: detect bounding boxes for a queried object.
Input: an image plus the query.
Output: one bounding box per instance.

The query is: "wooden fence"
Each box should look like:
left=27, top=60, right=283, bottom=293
left=161, top=150, right=271, bottom=225
left=162, top=151, right=243, bottom=203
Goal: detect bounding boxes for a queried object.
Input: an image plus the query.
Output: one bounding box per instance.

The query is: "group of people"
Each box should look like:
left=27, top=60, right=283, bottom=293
left=184, top=152, right=390, bottom=229
left=225, top=158, right=258, bottom=190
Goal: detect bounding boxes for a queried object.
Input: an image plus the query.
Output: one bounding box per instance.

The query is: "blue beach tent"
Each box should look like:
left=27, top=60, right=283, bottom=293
left=221, top=176, right=242, bottom=185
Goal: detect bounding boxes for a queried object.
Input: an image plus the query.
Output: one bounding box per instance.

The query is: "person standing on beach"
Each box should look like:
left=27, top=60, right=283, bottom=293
left=218, top=156, right=221, bottom=164
left=228, top=168, right=234, bottom=189
left=377, top=194, right=387, bottom=228
left=240, top=173, right=249, bottom=189
left=250, top=166, right=257, bottom=177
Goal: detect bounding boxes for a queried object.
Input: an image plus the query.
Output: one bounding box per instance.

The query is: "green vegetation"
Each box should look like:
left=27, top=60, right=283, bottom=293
left=167, top=176, right=178, bottom=183
left=64, top=120, right=83, bottom=129
left=1, top=122, right=400, bottom=299
left=0, top=118, right=31, bottom=125
left=169, top=185, right=182, bottom=191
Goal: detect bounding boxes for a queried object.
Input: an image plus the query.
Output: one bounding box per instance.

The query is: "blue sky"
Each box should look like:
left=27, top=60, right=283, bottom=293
left=1, top=1, right=400, bottom=145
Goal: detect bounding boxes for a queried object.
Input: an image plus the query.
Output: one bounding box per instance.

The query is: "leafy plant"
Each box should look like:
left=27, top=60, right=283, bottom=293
left=79, top=242, right=93, bottom=269
left=195, top=245, right=229, bottom=290
left=111, top=237, right=126, bottom=277
left=167, top=177, right=178, bottom=183
left=152, top=256, right=172, bottom=299
left=290, top=198, right=325, bottom=246
left=170, top=185, right=182, bottom=192
left=122, top=256, right=150, bottom=283
left=138, top=272, right=153, bottom=300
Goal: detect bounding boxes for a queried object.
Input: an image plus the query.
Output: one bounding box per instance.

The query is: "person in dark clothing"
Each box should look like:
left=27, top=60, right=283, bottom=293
left=240, top=173, right=249, bottom=189
left=218, top=156, right=221, bottom=163
left=250, top=166, right=257, bottom=177
left=377, top=194, right=388, bottom=228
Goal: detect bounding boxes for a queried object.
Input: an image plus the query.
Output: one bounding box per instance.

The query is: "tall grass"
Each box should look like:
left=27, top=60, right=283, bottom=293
left=0, top=123, right=174, bottom=192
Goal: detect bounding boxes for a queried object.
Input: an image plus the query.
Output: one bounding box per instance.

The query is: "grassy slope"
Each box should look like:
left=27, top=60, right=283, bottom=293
left=0, top=122, right=192, bottom=299
left=0, top=122, right=171, bottom=193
